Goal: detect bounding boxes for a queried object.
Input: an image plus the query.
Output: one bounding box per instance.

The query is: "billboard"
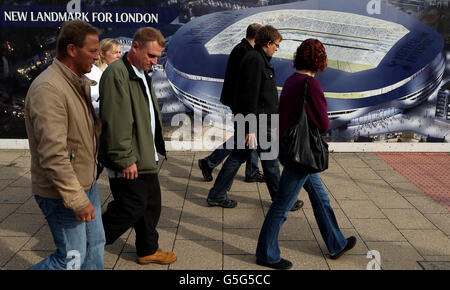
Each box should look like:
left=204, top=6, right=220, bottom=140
left=1, top=0, right=449, bottom=145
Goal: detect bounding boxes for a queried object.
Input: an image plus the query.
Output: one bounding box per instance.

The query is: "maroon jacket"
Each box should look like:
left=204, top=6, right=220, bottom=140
left=278, top=72, right=329, bottom=140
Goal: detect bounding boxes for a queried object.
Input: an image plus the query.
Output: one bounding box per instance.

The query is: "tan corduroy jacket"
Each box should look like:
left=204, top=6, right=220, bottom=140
left=24, top=58, right=101, bottom=212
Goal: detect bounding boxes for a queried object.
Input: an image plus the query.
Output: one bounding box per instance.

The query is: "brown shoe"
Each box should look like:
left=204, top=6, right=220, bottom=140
left=137, top=250, right=177, bottom=265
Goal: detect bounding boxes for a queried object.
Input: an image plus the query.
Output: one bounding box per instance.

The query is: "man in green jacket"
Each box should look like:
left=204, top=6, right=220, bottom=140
left=99, top=27, right=176, bottom=265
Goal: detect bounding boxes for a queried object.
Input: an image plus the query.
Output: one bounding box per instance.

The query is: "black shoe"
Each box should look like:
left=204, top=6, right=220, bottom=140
left=198, top=159, right=213, bottom=182
left=256, top=258, right=292, bottom=270
left=330, top=236, right=357, bottom=260
left=289, top=200, right=304, bottom=211
left=245, top=171, right=265, bottom=183
left=207, top=198, right=237, bottom=208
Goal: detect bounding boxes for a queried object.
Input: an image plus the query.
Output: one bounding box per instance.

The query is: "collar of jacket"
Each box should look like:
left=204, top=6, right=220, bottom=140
left=254, top=44, right=273, bottom=69
left=241, top=38, right=253, bottom=50
left=53, top=58, right=97, bottom=89
left=122, top=52, right=151, bottom=82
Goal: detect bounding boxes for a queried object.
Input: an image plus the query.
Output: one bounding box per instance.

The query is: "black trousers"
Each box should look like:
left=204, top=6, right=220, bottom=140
left=102, top=173, right=161, bottom=257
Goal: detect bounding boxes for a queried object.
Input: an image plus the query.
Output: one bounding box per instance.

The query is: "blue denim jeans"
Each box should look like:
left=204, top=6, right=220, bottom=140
left=29, top=182, right=105, bottom=270
left=207, top=128, right=280, bottom=201
left=204, top=137, right=260, bottom=178
left=256, top=167, right=347, bottom=263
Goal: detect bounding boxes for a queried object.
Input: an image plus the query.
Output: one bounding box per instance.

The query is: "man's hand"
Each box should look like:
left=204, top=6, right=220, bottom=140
left=245, top=133, right=258, bottom=149
left=123, top=163, right=138, bottom=180
left=75, top=202, right=95, bottom=223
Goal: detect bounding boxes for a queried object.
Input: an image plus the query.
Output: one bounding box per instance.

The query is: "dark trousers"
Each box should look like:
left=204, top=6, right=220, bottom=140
left=207, top=126, right=280, bottom=201
left=102, top=173, right=161, bottom=257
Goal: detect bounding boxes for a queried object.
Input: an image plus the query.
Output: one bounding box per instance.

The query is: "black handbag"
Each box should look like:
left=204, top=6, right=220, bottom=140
left=279, top=76, right=329, bottom=173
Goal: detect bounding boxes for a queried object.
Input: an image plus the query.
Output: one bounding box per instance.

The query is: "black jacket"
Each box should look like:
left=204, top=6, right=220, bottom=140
left=233, top=45, right=278, bottom=133
left=220, top=38, right=254, bottom=111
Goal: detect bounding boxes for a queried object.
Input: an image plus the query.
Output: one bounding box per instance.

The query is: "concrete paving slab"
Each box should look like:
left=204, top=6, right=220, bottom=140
left=344, top=167, right=381, bottom=180
left=377, top=170, right=411, bottom=184
left=0, top=236, right=30, bottom=267
left=391, top=182, right=425, bottom=196
left=229, top=181, right=258, bottom=192
left=0, top=186, right=32, bottom=203
left=177, top=217, right=222, bottom=240
left=363, top=159, right=394, bottom=171
left=278, top=241, right=329, bottom=270
left=365, top=241, right=424, bottom=270
left=338, top=200, right=385, bottom=219
left=182, top=198, right=222, bottom=218
left=159, top=206, right=182, bottom=228
left=305, top=207, right=354, bottom=229
left=159, top=176, right=188, bottom=191
left=3, top=250, right=51, bottom=270
left=159, top=164, right=191, bottom=178
left=170, top=240, right=222, bottom=270
left=320, top=172, right=354, bottom=186
left=382, top=209, right=437, bottom=230
left=400, top=229, right=450, bottom=256
left=423, top=213, right=450, bottom=235
left=0, top=203, right=20, bottom=222
left=356, top=179, right=398, bottom=194
left=8, top=174, right=31, bottom=187
left=123, top=228, right=176, bottom=254
left=186, top=183, right=210, bottom=199
left=325, top=182, right=369, bottom=200
left=326, top=255, right=372, bottom=270
left=8, top=156, right=31, bottom=168
left=422, top=255, right=450, bottom=261
left=351, top=219, right=406, bottom=242
left=223, top=228, right=259, bottom=255
left=223, top=255, right=269, bottom=270
left=0, top=167, right=29, bottom=180
left=161, top=190, right=186, bottom=208
left=418, top=261, right=450, bottom=270
left=22, top=225, right=55, bottom=251
left=404, top=195, right=448, bottom=214
left=367, top=192, right=414, bottom=209
left=279, top=217, right=315, bottom=241
left=114, top=252, right=169, bottom=270
left=224, top=208, right=265, bottom=229
left=312, top=228, right=368, bottom=257
left=0, top=213, right=45, bottom=237
left=228, top=190, right=261, bottom=209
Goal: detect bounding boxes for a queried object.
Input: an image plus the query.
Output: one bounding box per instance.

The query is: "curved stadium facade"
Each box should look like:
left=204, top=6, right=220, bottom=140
left=165, top=0, right=446, bottom=130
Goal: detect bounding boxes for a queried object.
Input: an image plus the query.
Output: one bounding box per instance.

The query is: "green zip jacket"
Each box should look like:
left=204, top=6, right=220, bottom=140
left=98, top=53, right=166, bottom=174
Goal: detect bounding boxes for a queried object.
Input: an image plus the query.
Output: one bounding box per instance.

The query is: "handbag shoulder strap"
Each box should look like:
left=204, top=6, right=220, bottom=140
left=301, top=76, right=312, bottom=104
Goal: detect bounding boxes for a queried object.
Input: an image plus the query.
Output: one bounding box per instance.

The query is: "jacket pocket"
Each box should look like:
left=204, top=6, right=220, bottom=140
left=263, top=69, right=274, bottom=80
left=67, top=143, right=79, bottom=164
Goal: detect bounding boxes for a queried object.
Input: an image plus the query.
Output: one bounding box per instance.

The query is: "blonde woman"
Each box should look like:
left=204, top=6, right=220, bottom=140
left=86, top=38, right=121, bottom=113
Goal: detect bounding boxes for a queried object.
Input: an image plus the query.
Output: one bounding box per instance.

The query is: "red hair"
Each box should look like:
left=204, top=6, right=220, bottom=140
left=293, top=39, right=327, bottom=73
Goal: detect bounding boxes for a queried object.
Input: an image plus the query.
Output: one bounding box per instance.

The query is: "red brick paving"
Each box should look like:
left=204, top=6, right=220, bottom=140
left=376, top=152, right=450, bottom=212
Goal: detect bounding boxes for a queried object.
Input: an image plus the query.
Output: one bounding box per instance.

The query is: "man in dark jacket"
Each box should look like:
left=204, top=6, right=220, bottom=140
left=198, top=23, right=264, bottom=183
left=99, top=27, right=176, bottom=265
left=207, top=25, right=303, bottom=211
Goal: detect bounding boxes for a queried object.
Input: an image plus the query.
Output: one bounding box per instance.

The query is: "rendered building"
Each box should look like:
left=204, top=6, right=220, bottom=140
left=166, top=0, right=446, bottom=131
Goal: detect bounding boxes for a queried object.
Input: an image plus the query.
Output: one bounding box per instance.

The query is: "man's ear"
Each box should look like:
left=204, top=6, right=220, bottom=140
left=66, top=43, right=77, bottom=58
left=131, top=41, right=139, bottom=52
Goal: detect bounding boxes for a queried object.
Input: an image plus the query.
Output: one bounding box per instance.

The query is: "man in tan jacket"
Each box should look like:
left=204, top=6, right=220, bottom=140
left=24, top=20, right=105, bottom=270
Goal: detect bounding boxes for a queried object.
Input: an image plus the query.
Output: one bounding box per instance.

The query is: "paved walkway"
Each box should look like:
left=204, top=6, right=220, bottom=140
left=0, top=150, right=449, bottom=270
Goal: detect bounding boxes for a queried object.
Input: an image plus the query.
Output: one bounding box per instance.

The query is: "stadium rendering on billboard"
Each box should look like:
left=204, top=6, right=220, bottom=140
left=165, top=0, right=447, bottom=141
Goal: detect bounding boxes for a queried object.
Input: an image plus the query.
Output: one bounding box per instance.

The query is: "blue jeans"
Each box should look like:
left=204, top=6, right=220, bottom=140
left=207, top=128, right=280, bottom=201
left=204, top=137, right=259, bottom=178
left=29, top=182, right=105, bottom=270
left=256, top=167, right=347, bottom=263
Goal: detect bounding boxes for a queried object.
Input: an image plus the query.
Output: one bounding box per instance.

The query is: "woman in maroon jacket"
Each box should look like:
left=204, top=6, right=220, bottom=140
left=255, top=39, right=356, bottom=270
